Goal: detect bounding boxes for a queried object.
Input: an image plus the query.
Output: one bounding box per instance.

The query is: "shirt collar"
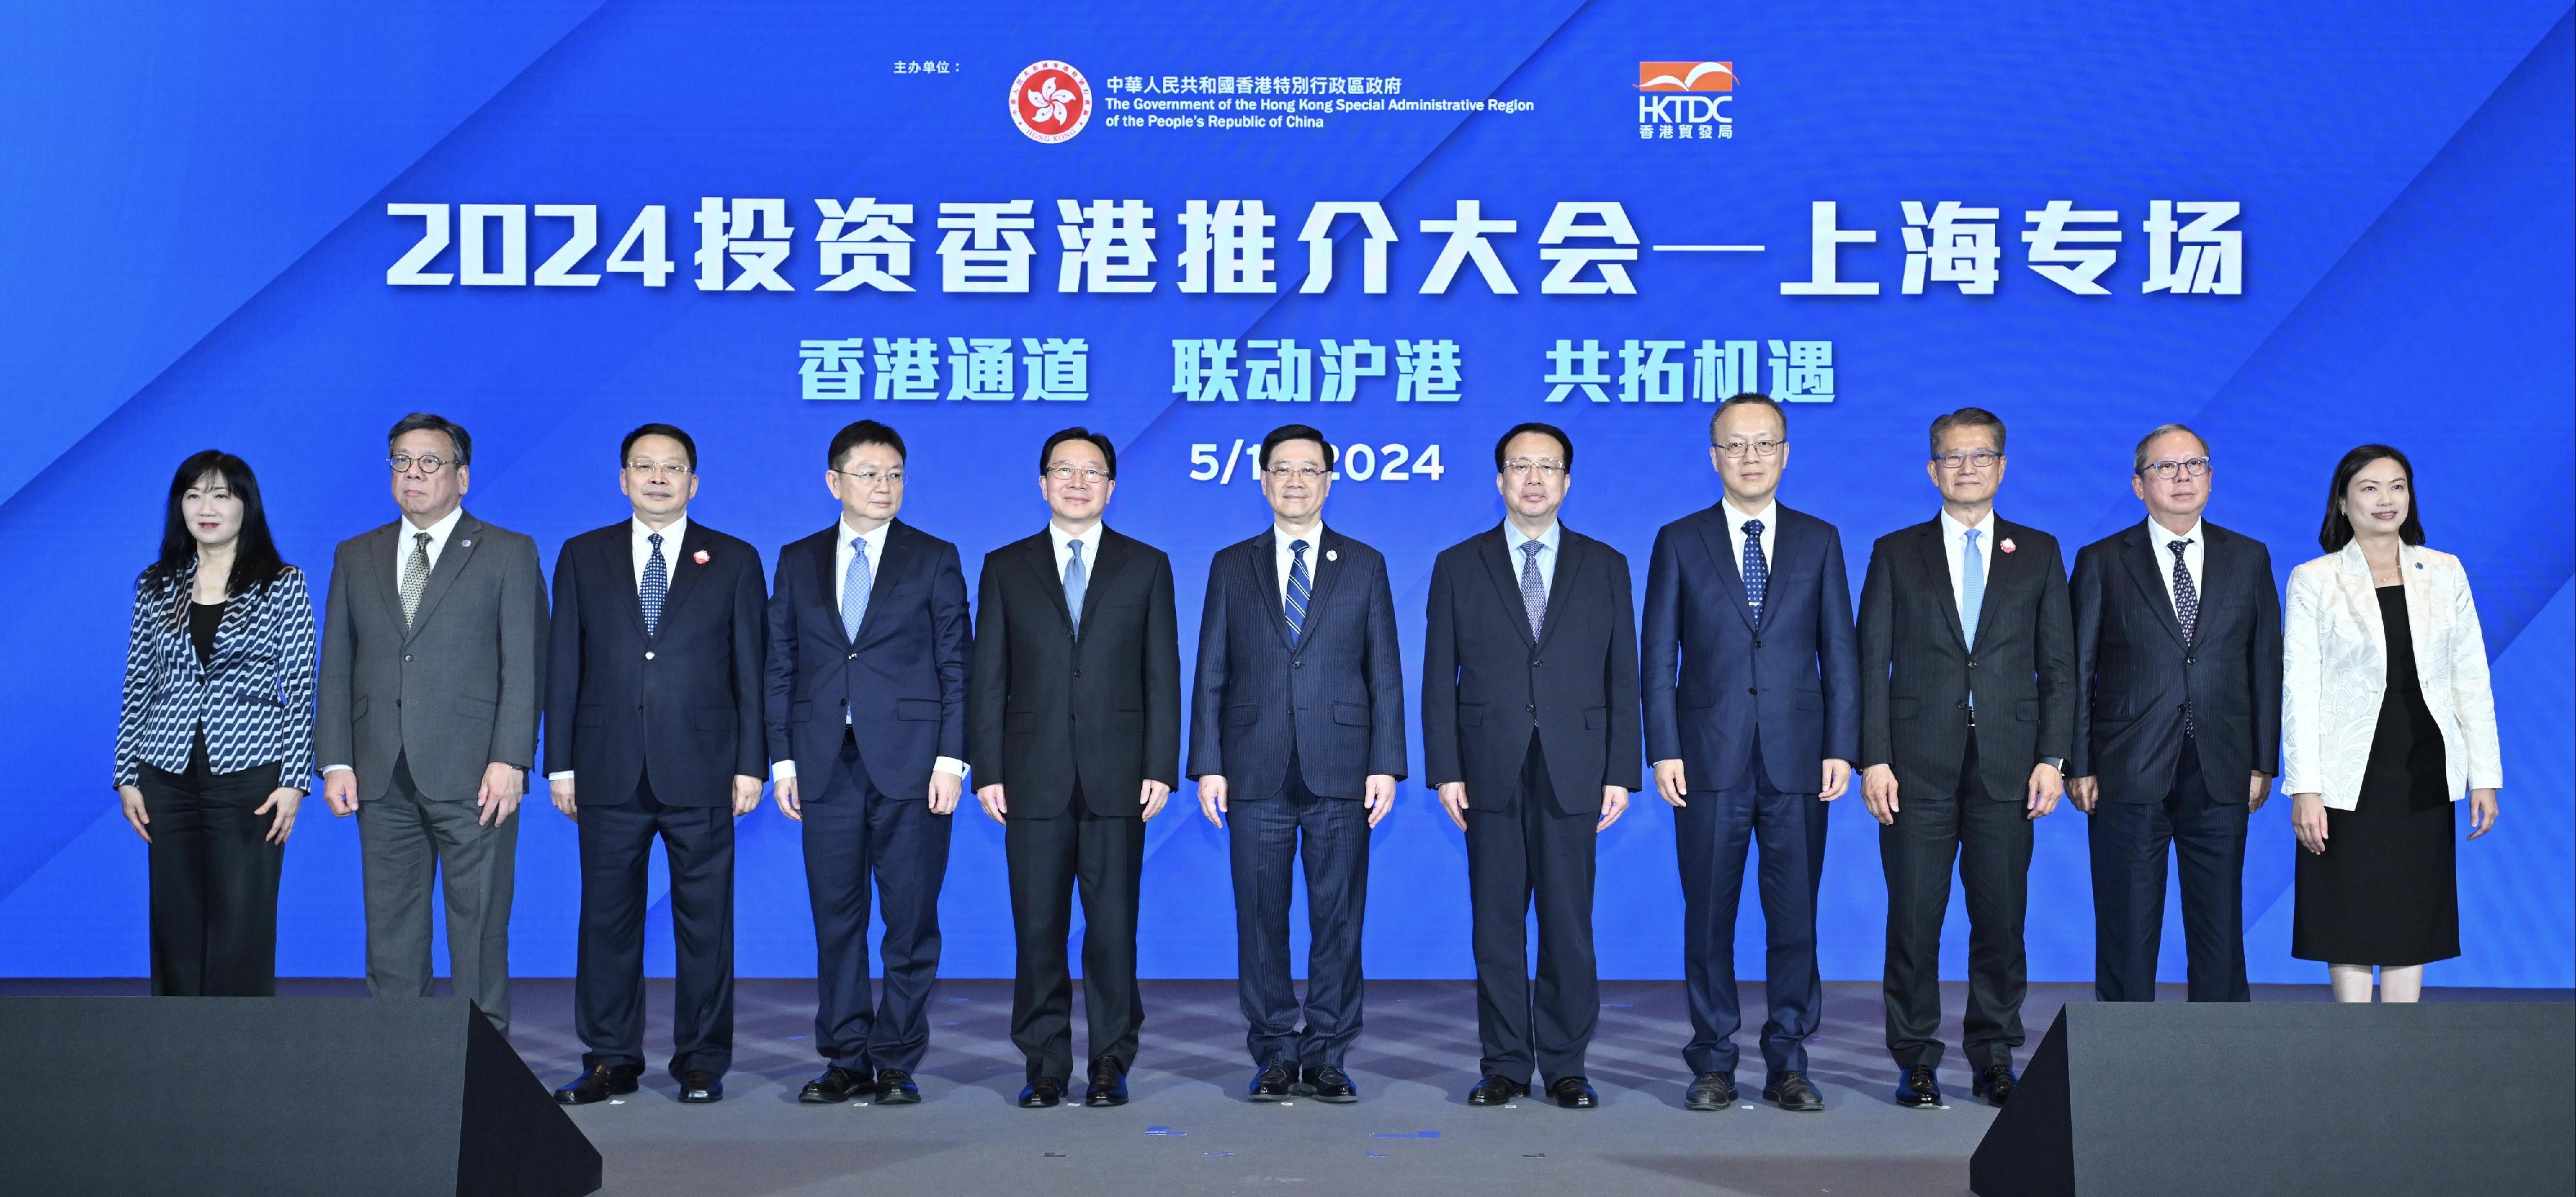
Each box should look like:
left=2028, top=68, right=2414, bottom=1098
left=633, top=514, right=689, bottom=546
left=1503, top=519, right=1561, bottom=553
left=1722, top=497, right=1779, bottom=531
left=1940, top=508, right=1996, bottom=542
left=2144, top=515, right=2204, bottom=546
left=403, top=506, right=466, bottom=543
left=1274, top=521, right=1325, bottom=552
left=840, top=518, right=889, bottom=553
left=1050, top=521, right=1104, bottom=556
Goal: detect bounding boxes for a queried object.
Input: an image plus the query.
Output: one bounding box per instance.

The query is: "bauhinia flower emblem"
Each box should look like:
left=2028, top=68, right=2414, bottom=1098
left=1027, top=75, right=1074, bottom=126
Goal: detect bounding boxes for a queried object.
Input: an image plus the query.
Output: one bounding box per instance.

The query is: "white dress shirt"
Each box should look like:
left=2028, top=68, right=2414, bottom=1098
left=1722, top=497, right=1779, bottom=589
left=1050, top=520, right=1106, bottom=582
left=1274, top=521, right=1325, bottom=607
left=328, top=506, right=468, bottom=778
left=1502, top=519, right=1561, bottom=598
left=2145, top=516, right=2206, bottom=619
left=1939, top=508, right=1997, bottom=611
left=775, top=517, right=967, bottom=783
left=630, top=514, right=689, bottom=590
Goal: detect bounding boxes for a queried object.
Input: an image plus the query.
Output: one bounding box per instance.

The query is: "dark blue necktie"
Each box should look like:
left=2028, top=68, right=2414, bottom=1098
left=640, top=532, right=668, bottom=636
left=1285, top=539, right=1311, bottom=646
left=1740, top=518, right=1768, bottom=615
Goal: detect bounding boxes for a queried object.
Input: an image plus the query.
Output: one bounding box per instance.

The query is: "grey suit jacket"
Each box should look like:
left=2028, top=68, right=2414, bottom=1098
left=316, top=510, right=547, bottom=801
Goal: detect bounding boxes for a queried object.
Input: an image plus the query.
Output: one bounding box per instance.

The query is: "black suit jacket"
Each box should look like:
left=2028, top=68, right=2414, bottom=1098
left=2069, top=520, right=2282, bottom=803
left=544, top=521, right=766, bottom=807
left=1422, top=525, right=1642, bottom=813
left=1187, top=526, right=1406, bottom=800
left=763, top=519, right=972, bottom=803
left=967, top=527, right=1181, bottom=819
left=1858, top=517, right=2075, bottom=801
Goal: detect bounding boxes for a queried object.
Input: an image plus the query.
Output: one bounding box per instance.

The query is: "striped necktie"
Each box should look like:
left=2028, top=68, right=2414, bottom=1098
left=1285, top=539, right=1312, bottom=646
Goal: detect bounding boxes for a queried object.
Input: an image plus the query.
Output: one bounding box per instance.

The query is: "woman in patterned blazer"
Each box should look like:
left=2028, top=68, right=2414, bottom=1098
left=113, top=450, right=317, bottom=996
left=2282, top=444, right=2503, bottom=1003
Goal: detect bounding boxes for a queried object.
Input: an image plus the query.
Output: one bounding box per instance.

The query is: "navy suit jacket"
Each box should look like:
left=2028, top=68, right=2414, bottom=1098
left=1421, top=524, right=1642, bottom=813
left=1642, top=502, right=1860, bottom=794
left=544, top=520, right=766, bottom=807
left=1187, top=526, right=1406, bottom=801
left=2069, top=519, right=2282, bottom=803
left=763, top=519, right=972, bottom=803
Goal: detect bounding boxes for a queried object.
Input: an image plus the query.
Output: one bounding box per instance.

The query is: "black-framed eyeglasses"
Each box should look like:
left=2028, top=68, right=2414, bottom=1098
left=1932, top=449, right=2002, bottom=470
left=388, top=454, right=451, bottom=475
left=2138, top=456, right=2211, bottom=481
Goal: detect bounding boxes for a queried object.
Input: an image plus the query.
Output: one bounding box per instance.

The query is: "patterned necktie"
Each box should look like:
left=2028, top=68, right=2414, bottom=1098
left=1960, top=527, right=1983, bottom=710
left=1063, top=539, right=1088, bottom=638
left=1740, top=519, right=1768, bottom=614
left=400, top=531, right=432, bottom=628
left=639, top=532, right=668, bottom=637
left=840, top=535, right=870, bottom=641
left=1285, top=539, right=1312, bottom=646
left=2170, top=538, right=2199, bottom=736
left=1518, top=539, right=1546, bottom=640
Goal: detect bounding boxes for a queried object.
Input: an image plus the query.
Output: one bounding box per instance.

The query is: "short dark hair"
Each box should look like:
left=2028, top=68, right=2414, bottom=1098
left=146, top=450, right=288, bottom=602
left=1927, top=407, right=2007, bottom=457
left=1493, top=421, right=1573, bottom=473
left=1258, top=424, right=1336, bottom=471
left=828, top=419, right=906, bottom=470
left=2320, top=443, right=2425, bottom=552
left=1041, top=426, right=1117, bottom=479
left=620, top=423, right=697, bottom=471
left=1710, top=392, right=1787, bottom=443
left=388, top=412, right=472, bottom=467
left=2131, top=423, right=2208, bottom=474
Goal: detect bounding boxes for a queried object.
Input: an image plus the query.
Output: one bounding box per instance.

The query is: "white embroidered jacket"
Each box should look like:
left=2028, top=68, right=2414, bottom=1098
left=2281, top=542, right=2501, bottom=810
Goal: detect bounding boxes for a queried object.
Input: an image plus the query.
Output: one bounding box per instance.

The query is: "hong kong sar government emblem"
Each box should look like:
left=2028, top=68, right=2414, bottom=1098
left=1010, top=60, right=1094, bottom=144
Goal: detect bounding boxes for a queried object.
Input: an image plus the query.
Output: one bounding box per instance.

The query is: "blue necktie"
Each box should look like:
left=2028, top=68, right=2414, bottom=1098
left=1960, top=527, right=1983, bottom=710
left=1285, top=539, right=1311, bottom=646
left=1740, top=518, right=1768, bottom=615
left=640, top=532, right=668, bottom=637
left=1064, top=539, right=1088, bottom=637
left=840, top=535, right=870, bottom=641
left=1518, top=539, right=1546, bottom=640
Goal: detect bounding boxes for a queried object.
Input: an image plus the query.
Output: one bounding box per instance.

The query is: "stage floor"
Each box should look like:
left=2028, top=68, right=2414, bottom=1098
left=8, top=977, right=2559, bottom=1196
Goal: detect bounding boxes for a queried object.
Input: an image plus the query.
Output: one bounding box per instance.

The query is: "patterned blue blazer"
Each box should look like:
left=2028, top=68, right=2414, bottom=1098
left=113, top=560, right=319, bottom=790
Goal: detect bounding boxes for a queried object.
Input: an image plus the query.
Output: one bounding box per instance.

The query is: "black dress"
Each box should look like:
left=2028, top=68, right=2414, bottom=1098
left=2292, top=584, right=2459, bottom=966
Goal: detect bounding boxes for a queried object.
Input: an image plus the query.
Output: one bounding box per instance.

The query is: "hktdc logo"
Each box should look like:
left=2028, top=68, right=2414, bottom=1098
left=1636, top=61, right=1734, bottom=140
left=1011, top=61, right=1094, bottom=144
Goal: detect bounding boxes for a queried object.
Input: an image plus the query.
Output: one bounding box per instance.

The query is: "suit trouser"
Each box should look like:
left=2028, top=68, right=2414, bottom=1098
left=803, top=733, right=952, bottom=1075
left=1880, top=734, right=2031, bottom=1072
left=136, top=733, right=283, bottom=997
left=576, top=771, right=736, bottom=1078
left=1466, top=740, right=1598, bottom=1086
left=1229, top=752, right=1370, bottom=1069
left=359, top=753, right=518, bottom=1035
left=2088, top=736, right=2250, bottom=1002
left=1006, top=785, right=1145, bottom=1084
left=1675, top=740, right=1826, bottom=1079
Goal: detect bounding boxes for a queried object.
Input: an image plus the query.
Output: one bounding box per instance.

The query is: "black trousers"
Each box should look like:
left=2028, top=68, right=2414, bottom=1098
left=1466, top=740, right=1598, bottom=1086
left=1227, top=751, right=1370, bottom=1069
left=574, top=770, right=736, bottom=1078
left=1005, top=783, right=1145, bottom=1084
left=2088, top=736, right=2250, bottom=1002
left=1881, top=734, right=2032, bottom=1072
left=802, top=734, right=952, bottom=1075
left=1675, top=741, right=1827, bottom=1080
left=136, top=734, right=283, bottom=997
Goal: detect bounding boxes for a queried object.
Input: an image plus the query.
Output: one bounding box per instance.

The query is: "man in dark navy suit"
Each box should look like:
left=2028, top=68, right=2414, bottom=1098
left=1642, top=394, right=1859, bottom=1114
left=765, top=419, right=972, bottom=1107
left=1189, top=424, right=1405, bottom=1104
left=544, top=423, right=767, bottom=1106
left=1422, top=422, right=1641, bottom=1111
left=2069, top=424, right=2281, bottom=1004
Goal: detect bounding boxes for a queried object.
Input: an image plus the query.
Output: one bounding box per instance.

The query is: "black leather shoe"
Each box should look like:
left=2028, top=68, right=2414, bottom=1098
left=799, top=1066, right=869, bottom=1104
left=1084, top=1062, right=1129, bottom=1107
left=1895, top=1065, right=1942, bottom=1108
left=1683, top=1071, right=1738, bottom=1111
left=1764, top=1071, right=1824, bottom=1111
left=1247, top=1062, right=1296, bottom=1102
left=1973, top=1064, right=2017, bottom=1106
left=1548, top=1077, right=1599, bottom=1109
left=554, top=1063, right=642, bottom=1105
left=677, top=1070, right=723, bottom=1104
left=1018, top=1079, right=1065, bottom=1108
left=1302, top=1064, right=1359, bottom=1104
left=873, top=1068, right=921, bottom=1105
left=1466, top=1074, right=1530, bottom=1106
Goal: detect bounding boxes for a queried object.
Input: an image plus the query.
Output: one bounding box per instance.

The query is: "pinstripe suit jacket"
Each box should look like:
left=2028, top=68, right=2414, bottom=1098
left=113, top=560, right=318, bottom=790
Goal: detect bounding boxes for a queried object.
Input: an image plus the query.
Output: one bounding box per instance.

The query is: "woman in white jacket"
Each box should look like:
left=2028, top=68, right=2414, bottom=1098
left=2282, top=445, right=2501, bottom=1002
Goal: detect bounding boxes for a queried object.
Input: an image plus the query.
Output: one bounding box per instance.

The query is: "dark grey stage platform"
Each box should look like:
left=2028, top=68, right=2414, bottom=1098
left=8, top=978, right=2558, bottom=1197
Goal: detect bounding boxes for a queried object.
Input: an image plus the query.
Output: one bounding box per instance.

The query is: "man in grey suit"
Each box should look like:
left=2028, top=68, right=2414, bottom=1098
left=317, top=413, right=547, bottom=1033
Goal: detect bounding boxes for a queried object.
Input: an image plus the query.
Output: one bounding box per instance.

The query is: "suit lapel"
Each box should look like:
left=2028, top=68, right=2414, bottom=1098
left=404, top=513, right=480, bottom=642
left=1300, top=529, right=1347, bottom=644
left=1249, top=533, right=1294, bottom=651
left=649, top=523, right=712, bottom=637
left=2119, top=524, right=2186, bottom=647
left=1026, top=534, right=1075, bottom=633
left=601, top=529, right=647, bottom=641
left=807, top=526, right=851, bottom=646
left=1694, top=506, right=1757, bottom=632
left=1915, top=520, right=1969, bottom=650
left=1969, top=520, right=2027, bottom=648
left=1477, top=528, right=1538, bottom=648
left=1534, top=531, right=1586, bottom=655
left=851, top=522, right=912, bottom=645
left=372, top=522, right=409, bottom=631
left=1077, top=530, right=1133, bottom=638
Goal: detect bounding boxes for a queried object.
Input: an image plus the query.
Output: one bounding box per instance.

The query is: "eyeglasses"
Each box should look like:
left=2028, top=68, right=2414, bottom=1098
left=1932, top=449, right=2002, bottom=471
left=2138, top=456, right=2211, bottom=481
left=1044, top=464, right=1110, bottom=483
left=1716, top=439, right=1786, bottom=460
left=1264, top=464, right=1328, bottom=482
left=627, top=460, right=694, bottom=477
left=388, top=454, right=451, bottom=475
left=833, top=467, right=905, bottom=486
left=1502, top=459, right=1567, bottom=479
